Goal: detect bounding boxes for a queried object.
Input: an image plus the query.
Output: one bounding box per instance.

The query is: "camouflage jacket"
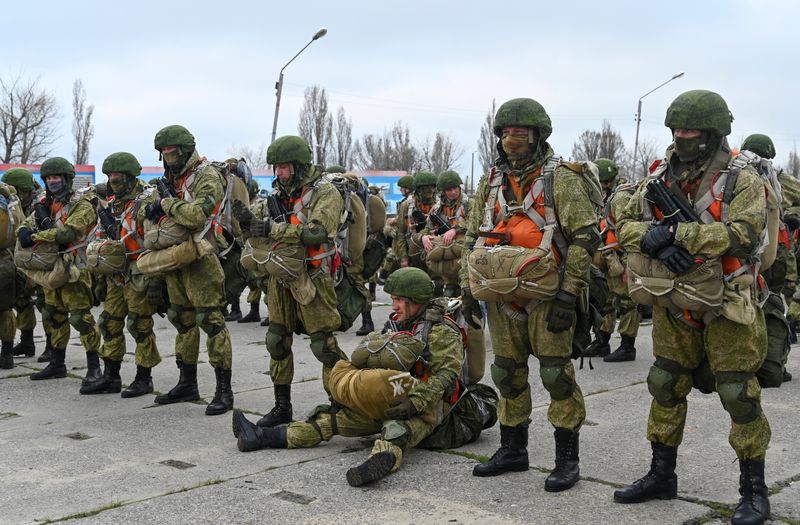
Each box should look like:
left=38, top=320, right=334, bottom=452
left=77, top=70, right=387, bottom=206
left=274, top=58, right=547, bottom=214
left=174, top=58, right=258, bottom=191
left=106, top=179, right=157, bottom=238
left=1, top=183, right=26, bottom=260
left=421, top=192, right=470, bottom=237
left=459, top=146, right=601, bottom=297
left=25, top=189, right=97, bottom=245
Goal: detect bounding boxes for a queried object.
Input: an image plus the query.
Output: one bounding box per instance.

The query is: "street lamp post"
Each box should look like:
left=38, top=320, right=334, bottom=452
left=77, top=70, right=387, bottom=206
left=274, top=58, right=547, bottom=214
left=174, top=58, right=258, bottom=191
left=270, top=27, right=328, bottom=144
left=632, top=71, right=685, bottom=178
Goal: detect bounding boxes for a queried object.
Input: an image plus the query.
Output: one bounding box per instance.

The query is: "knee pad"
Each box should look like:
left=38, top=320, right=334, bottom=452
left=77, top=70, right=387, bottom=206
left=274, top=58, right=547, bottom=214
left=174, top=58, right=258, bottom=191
left=195, top=307, right=224, bottom=338
left=266, top=323, right=291, bottom=361
left=647, top=357, right=690, bottom=408
left=68, top=309, right=94, bottom=335
left=98, top=311, right=124, bottom=340
left=126, top=313, right=153, bottom=343
left=381, top=420, right=411, bottom=449
left=716, top=372, right=761, bottom=424
left=538, top=357, right=575, bottom=401
left=490, top=355, right=528, bottom=399
left=309, top=332, right=342, bottom=368
left=167, top=305, right=195, bottom=334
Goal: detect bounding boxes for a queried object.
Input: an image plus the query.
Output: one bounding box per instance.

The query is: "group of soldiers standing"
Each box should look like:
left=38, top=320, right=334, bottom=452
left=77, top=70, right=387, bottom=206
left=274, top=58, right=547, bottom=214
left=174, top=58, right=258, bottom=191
left=0, top=89, right=792, bottom=524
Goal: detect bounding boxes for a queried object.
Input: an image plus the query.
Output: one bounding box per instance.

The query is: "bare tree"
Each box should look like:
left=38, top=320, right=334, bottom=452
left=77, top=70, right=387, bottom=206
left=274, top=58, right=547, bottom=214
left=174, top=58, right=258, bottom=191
left=71, top=79, right=94, bottom=165
left=0, top=73, right=59, bottom=163
left=419, top=132, right=463, bottom=174
left=624, top=137, right=662, bottom=181
left=477, top=99, right=496, bottom=174
left=786, top=145, right=800, bottom=178
left=571, top=120, right=627, bottom=164
left=297, top=85, right=332, bottom=166
left=226, top=143, right=269, bottom=170
left=330, top=106, right=353, bottom=168
left=353, top=121, right=419, bottom=173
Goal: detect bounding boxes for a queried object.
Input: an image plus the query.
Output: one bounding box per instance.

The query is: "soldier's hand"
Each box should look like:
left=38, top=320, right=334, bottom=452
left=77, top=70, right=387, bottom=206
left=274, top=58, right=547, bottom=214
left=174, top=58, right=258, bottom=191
left=441, top=228, right=457, bottom=246
left=657, top=245, right=695, bottom=274
left=422, top=235, right=434, bottom=252
left=461, top=288, right=483, bottom=329
left=146, top=279, right=166, bottom=307
left=249, top=218, right=273, bottom=238
left=145, top=200, right=164, bottom=222
left=547, top=290, right=577, bottom=333
left=232, top=200, right=255, bottom=227
left=18, top=227, right=35, bottom=248
left=384, top=396, right=418, bottom=420
left=640, top=224, right=675, bottom=257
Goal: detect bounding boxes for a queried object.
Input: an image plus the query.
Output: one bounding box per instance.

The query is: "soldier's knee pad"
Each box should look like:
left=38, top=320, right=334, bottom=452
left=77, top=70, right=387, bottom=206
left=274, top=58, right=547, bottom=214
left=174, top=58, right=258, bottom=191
left=195, top=307, right=224, bottom=338
left=538, top=357, right=575, bottom=401
left=716, top=372, right=761, bottom=424
left=381, top=420, right=411, bottom=449
left=309, top=332, right=341, bottom=368
left=265, top=323, right=291, bottom=361
left=98, top=311, right=125, bottom=340
left=68, top=309, right=94, bottom=335
left=167, top=305, right=195, bottom=334
left=647, top=357, right=690, bottom=408
left=126, top=314, right=152, bottom=343
left=490, top=356, right=528, bottom=399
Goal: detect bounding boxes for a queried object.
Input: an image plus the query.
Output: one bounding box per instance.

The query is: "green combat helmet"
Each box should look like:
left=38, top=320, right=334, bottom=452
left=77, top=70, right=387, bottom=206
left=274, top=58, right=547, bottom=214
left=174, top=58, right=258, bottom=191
left=267, top=135, right=312, bottom=166
left=40, top=157, right=76, bottom=183
left=102, top=152, right=142, bottom=196
left=664, top=90, right=732, bottom=137
left=325, top=165, right=346, bottom=174
left=493, top=98, right=553, bottom=141
left=742, top=134, right=776, bottom=159
left=384, top=267, right=435, bottom=304
left=437, top=170, right=462, bottom=191
left=398, top=175, right=415, bottom=190
left=153, top=125, right=196, bottom=174
left=1, top=167, right=34, bottom=193
left=594, top=159, right=619, bottom=182
left=413, top=171, right=438, bottom=189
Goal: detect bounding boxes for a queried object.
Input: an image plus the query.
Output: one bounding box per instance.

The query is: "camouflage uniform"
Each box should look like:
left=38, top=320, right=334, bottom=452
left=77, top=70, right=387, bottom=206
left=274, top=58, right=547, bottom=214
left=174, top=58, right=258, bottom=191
left=220, top=158, right=252, bottom=322
left=0, top=183, right=26, bottom=368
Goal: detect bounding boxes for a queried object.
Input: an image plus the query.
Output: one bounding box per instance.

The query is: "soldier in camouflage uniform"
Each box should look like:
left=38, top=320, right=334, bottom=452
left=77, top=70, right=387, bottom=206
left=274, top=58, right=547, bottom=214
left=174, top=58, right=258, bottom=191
left=584, top=158, right=640, bottom=362
left=220, top=158, right=252, bottom=322
left=246, top=135, right=347, bottom=427
left=236, top=179, right=267, bottom=325
left=0, top=182, right=26, bottom=368
left=1, top=168, right=45, bottom=361
left=18, top=158, right=103, bottom=387
left=378, top=175, right=414, bottom=283
left=396, top=172, right=438, bottom=271
left=614, top=91, right=771, bottom=525
left=231, top=267, right=469, bottom=486
left=80, top=153, right=162, bottom=397
left=461, top=98, right=601, bottom=492
left=145, top=125, right=234, bottom=416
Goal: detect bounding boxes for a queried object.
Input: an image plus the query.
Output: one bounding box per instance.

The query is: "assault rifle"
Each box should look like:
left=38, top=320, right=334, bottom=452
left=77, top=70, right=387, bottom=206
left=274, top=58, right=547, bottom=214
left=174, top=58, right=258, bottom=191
left=155, top=176, right=178, bottom=199
left=33, top=202, right=53, bottom=231
left=97, top=203, right=118, bottom=240
left=429, top=211, right=452, bottom=236
left=411, top=209, right=427, bottom=233
left=645, top=178, right=701, bottom=225
left=266, top=194, right=287, bottom=223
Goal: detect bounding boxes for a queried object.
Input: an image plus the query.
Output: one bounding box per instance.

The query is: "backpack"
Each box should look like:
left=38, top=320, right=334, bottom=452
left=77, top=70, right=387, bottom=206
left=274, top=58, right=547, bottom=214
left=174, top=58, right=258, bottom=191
left=737, top=150, right=781, bottom=273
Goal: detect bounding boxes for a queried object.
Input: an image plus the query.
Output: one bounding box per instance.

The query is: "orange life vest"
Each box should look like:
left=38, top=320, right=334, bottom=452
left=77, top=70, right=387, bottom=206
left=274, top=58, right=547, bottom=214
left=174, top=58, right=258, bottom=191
left=51, top=199, right=94, bottom=258
left=118, top=199, right=146, bottom=261
left=287, top=189, right=328, bottom=269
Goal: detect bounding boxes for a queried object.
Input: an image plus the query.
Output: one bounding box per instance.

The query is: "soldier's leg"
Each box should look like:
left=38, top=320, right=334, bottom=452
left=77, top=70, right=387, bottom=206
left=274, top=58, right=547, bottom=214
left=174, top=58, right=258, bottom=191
left=30, top=289, right=69, bottom=380
left=80, top=279, right=126, bottom=394
left=286, top=406, right=382, bottom=448
left=0, top=310, right=15, bottom=369
left=354, top=273, right=374, bottom=337
left=13, top=271, right=36, bottom=357
left=121, top=280, right=160, bottom=398
left=466, top=326, right=486, bottom=385
left=298, top=271, right=346, bottom=392
left=61, top=272, right=102, bottom=356
left=238, top=279, right=262, bottom=323
left=221, top=246, right=246, bottom=321
left=260, top=276, right=298, bottom=427
left=604, top=292, right=640, bottom=363
left=757, top=293, right=790, bottom=388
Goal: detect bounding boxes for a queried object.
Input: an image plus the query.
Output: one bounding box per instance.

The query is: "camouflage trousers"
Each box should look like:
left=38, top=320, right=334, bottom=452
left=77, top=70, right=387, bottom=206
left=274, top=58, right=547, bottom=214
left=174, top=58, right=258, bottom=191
left=43, top=270, right=100, bottom=353
left=14, top=271, right=37, bottom=331
left=266, top=270, right=346, bottom=388
left=164, top=255, right=232, bottom=369
left=98, top=275, right=160, bottom=368
left=647, top=305, right=770, bottom=460
left=600, top=274, right=640, bottom=338
left=486, top=300, right=586, bottom=431
left=220, top=243, right=247, bottom=306
left=758, top=293, right=790, bottom=388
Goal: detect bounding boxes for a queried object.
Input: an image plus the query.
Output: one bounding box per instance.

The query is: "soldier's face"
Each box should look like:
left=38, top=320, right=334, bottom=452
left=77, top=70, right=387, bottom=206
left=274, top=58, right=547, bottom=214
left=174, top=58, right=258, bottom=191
left=401, top=188, right=413, bottom=197
left=444, top=187, right=461, bottom=201
left=391, top=296, right=425, bottom=321
left=274, top=163, right=293, bottom=183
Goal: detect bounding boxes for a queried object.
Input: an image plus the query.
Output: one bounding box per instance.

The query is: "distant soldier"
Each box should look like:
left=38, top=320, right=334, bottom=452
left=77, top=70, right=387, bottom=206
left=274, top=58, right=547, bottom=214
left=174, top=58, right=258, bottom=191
left=0, top=182, right=26, bottom=368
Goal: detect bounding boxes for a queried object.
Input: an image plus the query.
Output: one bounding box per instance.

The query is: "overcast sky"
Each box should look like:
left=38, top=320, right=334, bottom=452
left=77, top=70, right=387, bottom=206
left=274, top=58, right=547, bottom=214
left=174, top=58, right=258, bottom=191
left=5, top=0, right=798, bottom=179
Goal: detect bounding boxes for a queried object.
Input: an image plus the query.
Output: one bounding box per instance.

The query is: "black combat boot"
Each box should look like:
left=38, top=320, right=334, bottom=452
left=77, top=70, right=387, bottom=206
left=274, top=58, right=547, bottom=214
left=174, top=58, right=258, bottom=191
left=38, top=333, right=53, bottom=363
left=604, top=335, right=636, bottom=362
left=614, top=442, right=678, bottom=503
left=30, top=347, right=67, bottom=380
left=233, top=410, right=288, bottom=452
left=257, top=384, right=293, bottom=427
left=260, top=316, right=270, bottom=327
left=473, top=424, right=529, bottom=477
left=121, top=365, right=154, bottom=398
left=206, top=367, right=234, bottom=415
left=377, top=269, right=389, bottom=285
left=224, top=301, right=242, bottom=322
left=347, top=451, right=397, bottom=487
left=731, top=459, right=770, bottom=525
left=1, top=340, right=14, bottom=369
left=238, top=302, right=261, bottom=323
left=80, top=358, right=122, bottom=394
left=355, top=310, right=374, bottom=336
left=582, top=330, right=612, bottom=358
left=544, top=428, right=580, bottom=492
left=81, top=351, right=103, bottom=387
left=368, top=281, right=377, bottom=302
left=154, top=361, right=200, bottom=404
left=13, top=329, right=36, bottom=357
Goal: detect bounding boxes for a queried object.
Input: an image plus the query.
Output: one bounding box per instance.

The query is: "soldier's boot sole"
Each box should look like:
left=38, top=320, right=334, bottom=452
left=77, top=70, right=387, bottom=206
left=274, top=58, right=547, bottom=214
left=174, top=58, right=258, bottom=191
left=154, top=386, right=200, bottom=405
left=603, top=348, right=636, bottom=363
left=205, top=393, right=234, bottom=416
left=472, top=450, right=529, bottom=477
left=238, top=309, right=261, bottom=323
left=613, top=476, right=678, bottom=503
left=80, top=378, right=122, bottom=395
left=544, top=461, right=580, bottom=492
left=346, top=452, right=397, bottom=487
left=30, top=364, right=67, bottom=380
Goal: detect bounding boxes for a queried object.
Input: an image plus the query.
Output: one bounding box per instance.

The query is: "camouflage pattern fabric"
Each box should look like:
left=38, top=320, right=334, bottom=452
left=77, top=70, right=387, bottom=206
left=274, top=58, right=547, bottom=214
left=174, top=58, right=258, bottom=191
left=100, top=277, right=160, bottom=368
left=43, top=271, right=100, bottom=352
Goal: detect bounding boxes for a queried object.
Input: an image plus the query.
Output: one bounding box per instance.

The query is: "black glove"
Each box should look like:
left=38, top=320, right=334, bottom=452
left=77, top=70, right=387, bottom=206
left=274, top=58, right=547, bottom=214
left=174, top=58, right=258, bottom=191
left=249, top=218, right=273, bottom=238
left=640, top=224, right=675, bottom=257
left=18, top=227, right=35, bottom=248
left=547, top=290, right=577, bottom=333
left=383, top=396, right=418, bottom=420
left=657, top=245, right=695, bottom=274
left=146, top=279, right=166, bottom=308
left=232, top=199, right=255, bottom=227
left=460, top=288, right=483, bottom=329
left=145, top=200, right=164, bottom=222
left=785, top=216, right=800, bottom=232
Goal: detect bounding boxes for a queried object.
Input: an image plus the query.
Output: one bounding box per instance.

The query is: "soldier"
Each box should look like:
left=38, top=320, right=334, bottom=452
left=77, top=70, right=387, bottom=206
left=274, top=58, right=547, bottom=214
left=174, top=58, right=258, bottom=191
left=378, top=175, right=415, bottom=283
left=584, top=159, right=640, bottom=362
left=461, top=98, right=601, bottom=492
left=0, top=182, right=26, bottom=369
left=238, top=178, right=266, bottom=324
left=231, top=268, right=493, bottom=486
left=17, top=158, right=103, bottom=386
left=146, top=125, right=234, bottom=415
left=79, top=153, right=162, bottom=397
left=219, top=158, right=252, bottom=322
left=1, top=168, right=44, bottom=361
left=396, top=172, right=438, bottom=271
left=614, top=91, right=771, bottom=525
left=246, top=135, right=347, bottom=427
